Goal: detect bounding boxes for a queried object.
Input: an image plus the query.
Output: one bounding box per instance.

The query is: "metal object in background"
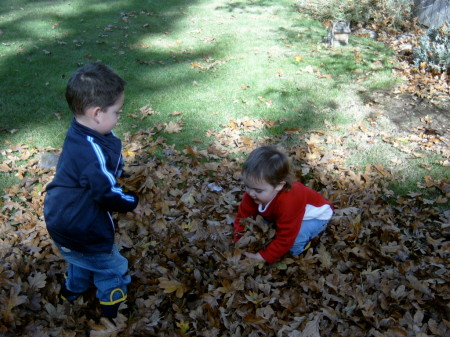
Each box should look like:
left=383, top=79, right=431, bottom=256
left=415, top=0, right=450, bottom=28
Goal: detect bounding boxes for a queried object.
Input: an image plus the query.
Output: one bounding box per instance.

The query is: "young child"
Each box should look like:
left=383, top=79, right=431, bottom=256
left=233, top=145, right=333, bottom=264
left=44, top=63, right=139, bottom=321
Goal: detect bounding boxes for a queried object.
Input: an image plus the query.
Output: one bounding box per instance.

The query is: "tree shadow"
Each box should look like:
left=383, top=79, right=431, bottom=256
left=214, top=0, right=274, bottom=12
left=0, top=0, right=213, bottom=146
left=0, top=0, right=397, bottom=155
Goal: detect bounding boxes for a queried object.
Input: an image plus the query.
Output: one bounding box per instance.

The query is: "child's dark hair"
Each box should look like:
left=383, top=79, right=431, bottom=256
left=65, top=63, right=126, bottom=116
left=242, top=145, right=293, bottom=190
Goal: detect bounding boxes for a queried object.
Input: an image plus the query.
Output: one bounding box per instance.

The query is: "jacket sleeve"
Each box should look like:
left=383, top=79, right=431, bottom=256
left=259, top=183, right=333, bottom=263
left=233, top=192, right=258, bottom=242
left=80, top=146, right=138, bottom=213
left=258, top=210, right=302, bottom=264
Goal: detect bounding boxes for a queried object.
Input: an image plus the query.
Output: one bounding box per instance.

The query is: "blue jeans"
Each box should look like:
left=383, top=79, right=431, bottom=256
left=290, top=219, right=329, bottom=256
left=54, top=242, right=130, bottom=305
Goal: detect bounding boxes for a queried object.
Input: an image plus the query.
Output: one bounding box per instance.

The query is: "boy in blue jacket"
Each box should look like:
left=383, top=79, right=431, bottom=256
left=44, top=63, right=139, bottom=321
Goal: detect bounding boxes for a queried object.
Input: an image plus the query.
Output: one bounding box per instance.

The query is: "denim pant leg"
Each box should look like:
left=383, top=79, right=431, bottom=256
left=66, top=263, right=93, bottom=293
left=54, top=243, right=130, bottom=305
left=290, top=219, right=329, bottom=256
left=56, top=243, right=92, bottom=294
left=92, top=245, right=131, bottom=306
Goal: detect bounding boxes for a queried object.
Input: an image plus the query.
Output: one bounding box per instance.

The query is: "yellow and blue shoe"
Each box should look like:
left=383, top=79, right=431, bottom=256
left=59, top=282, right=84, bottom=304
left=302, top=241, right=311, bottom=252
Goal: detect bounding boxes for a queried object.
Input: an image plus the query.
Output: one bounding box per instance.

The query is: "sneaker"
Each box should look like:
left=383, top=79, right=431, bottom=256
left=101, top=300, right=130, bottom=324
left=59, top=282, right=84, bottom=304
left=295, top=241, right=312, bottom=257
left=101, top=302, right=121, bottom=320
left=302, top=241, right=311, bottom=252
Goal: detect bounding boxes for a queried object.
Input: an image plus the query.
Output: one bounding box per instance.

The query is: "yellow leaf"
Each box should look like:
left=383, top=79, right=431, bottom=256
left=176, top=320, right=190, bottom=334
left=295, top=55, right=302, bottom=62
left=158, top=278, right=186, bottom=298
left=182, top=222, right=193, bottom=230
left=277, top=263, right=287, bottom=270
left=123, top=149, right=135, bottom=158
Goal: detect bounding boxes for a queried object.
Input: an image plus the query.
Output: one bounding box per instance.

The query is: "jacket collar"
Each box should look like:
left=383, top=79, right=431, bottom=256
left=70, top=117, right=122, bottom=154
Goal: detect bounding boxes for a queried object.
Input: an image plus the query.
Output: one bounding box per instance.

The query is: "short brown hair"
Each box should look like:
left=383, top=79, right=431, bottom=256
left=242, top=145, right=293, bottom=190
left=65, top=63, right=126, bottom=116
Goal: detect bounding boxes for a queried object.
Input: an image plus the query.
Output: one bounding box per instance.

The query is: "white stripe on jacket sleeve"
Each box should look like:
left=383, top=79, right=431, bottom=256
left=87, top=136, right=135, bottom=203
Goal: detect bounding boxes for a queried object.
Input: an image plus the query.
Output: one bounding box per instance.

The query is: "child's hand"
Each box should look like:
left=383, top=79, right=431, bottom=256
left=133, top=202, right=144, bottom=215
left=233, top=233, right=242, bottom=243
left=244, top=252, right=265, bottom=262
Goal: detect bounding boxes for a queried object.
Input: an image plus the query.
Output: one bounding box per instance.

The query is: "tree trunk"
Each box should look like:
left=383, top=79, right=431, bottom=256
left=415, top=0, right=450, bottom=28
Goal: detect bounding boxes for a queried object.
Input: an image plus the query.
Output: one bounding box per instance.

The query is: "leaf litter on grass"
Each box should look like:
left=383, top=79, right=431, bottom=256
left=0, top=117, right=448, bottom=336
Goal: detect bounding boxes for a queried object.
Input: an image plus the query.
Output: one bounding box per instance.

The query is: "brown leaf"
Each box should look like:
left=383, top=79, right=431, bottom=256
left=406, top=274, right=431, bottom=295
left=89, top=314, right=127, bottom=337
left=299, top=314, right=321, bottom=337
left=317, top=244, right=332, bottom=269
left=158, top=278, right=187, bottom=298
left=27, top=272, right=46, bottom=289
left=164, top=121, right=183, bottom=133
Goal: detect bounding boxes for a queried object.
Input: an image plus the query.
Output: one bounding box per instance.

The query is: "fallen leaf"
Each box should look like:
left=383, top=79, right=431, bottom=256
left=164, top=121, right=183, bottom=133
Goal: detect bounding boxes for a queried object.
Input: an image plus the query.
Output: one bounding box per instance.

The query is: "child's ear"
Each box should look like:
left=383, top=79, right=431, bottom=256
left=275, top=181, right=286, bottom=191
left=87, top=106, right=103, bottom=123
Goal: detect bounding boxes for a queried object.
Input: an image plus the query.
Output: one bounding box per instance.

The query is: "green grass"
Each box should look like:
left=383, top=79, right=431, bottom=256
left=1, top=0, right=446, bottom=196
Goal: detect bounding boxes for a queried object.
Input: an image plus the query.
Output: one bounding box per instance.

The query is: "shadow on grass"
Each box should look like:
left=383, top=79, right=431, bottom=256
left=0, top=0, right=396, bottom=148
left=0, top=1, right=312, bottom=149
left=214, top=0, right=274, bottom=12
left=0, top=0, right=411, bottom=196
left=0, top=0, right=208, bottom=146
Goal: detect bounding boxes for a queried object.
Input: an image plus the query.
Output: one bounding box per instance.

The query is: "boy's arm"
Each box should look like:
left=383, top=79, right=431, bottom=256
left=81, top=158, right=138, bottom=213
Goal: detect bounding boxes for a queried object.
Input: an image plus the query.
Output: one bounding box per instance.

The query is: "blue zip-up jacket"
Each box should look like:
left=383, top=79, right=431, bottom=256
left=44, top=118, right=138, bottom=253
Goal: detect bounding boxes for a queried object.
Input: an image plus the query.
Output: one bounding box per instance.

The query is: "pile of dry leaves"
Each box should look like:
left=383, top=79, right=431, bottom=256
left=375, top=24, right=450, bottom=106
left=0, top=118, right=448, bottom=336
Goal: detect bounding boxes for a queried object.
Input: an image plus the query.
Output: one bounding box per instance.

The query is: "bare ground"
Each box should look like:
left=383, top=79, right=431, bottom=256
left=366, top=91, right=449, bottom=138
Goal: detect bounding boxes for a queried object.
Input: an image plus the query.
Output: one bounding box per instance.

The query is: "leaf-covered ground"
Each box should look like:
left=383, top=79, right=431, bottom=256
left=0, top=114, right=448, bottom=336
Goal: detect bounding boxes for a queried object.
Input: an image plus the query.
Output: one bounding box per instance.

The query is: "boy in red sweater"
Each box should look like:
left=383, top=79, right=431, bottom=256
left=233, top=146, right=333, bottom=263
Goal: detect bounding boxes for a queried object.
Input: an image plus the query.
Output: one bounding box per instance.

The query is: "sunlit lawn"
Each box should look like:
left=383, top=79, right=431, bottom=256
left=2, top=0, right=445, bottom=194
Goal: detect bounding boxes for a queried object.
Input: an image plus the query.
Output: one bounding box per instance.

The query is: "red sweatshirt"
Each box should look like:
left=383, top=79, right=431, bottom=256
left=233, top=181, right=333, bottom=263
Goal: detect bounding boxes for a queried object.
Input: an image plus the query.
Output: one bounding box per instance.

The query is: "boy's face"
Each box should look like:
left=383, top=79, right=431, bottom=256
left=243, top=177, right=285, bottom=207
left=95, top=92, right=124, bottom=135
